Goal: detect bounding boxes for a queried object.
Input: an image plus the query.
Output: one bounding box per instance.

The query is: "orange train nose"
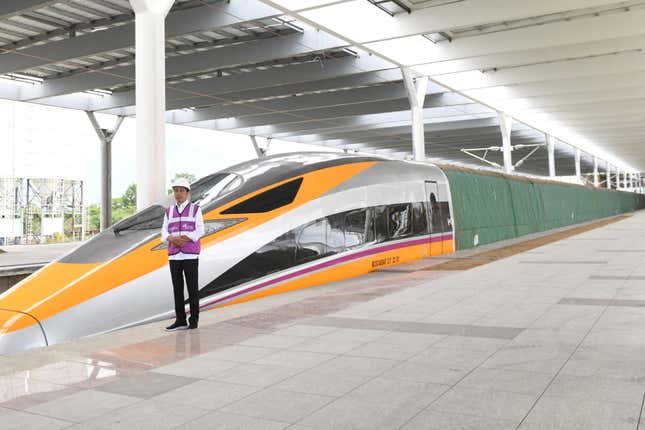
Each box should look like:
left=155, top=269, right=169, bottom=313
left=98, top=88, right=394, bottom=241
left=0, top=262, right=100, bottom=337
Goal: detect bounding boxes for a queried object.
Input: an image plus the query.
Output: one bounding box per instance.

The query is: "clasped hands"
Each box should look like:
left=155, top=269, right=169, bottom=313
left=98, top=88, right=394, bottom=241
left=168, top=235, right=192, bottom=247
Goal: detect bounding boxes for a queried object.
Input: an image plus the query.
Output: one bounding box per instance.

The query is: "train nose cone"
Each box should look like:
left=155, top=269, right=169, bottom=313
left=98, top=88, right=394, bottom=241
left=0, top=309, right=48, bottom=354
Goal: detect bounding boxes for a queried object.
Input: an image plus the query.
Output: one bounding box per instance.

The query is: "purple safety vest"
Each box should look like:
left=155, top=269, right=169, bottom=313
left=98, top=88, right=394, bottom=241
left=165, top=202, right=201, bottom=256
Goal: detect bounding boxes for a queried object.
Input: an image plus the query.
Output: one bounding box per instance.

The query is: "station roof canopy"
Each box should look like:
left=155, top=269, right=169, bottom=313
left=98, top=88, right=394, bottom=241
left=0, top=0, right=642, bottom=177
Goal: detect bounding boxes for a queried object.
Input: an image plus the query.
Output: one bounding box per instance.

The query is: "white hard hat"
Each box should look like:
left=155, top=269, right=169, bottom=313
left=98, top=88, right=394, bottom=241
left=171, top=177, right=191, bottom=191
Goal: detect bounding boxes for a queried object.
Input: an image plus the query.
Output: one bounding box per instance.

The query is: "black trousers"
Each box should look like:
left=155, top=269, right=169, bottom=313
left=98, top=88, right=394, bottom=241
left=169, top=259, right=199, bottom=325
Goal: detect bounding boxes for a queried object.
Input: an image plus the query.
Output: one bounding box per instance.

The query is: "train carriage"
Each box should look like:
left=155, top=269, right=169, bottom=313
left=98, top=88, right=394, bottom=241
left=0, top=153, right=454, bottom=354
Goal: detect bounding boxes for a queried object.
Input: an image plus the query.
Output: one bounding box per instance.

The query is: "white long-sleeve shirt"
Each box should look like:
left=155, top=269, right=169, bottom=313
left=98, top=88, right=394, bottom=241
left=160, top=200, right=205, bottom=260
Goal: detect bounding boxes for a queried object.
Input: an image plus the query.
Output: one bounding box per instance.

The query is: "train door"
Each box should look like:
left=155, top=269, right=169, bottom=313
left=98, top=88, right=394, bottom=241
left=424, top=181, right=444, bottom=256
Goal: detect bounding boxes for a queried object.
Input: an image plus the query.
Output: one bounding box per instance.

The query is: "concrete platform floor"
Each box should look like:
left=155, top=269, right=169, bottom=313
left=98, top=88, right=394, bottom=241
left=2, top=212, right=645, bottom=429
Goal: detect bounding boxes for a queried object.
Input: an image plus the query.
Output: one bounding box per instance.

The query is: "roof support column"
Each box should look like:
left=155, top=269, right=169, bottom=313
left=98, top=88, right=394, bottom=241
left=401, top=68, right=428, bottom=161
left=86, top=112, right=124, bottom=231
left=593, top=157, right=599, bottom=188
left=250, top=135, right=264, bottom=158
left=607, top=163, right=612, bottom=189
left=129, top=0, right=174, bottom=210
left=574, top=148, right=581, bottom=182
left=546, top=135, right=556, bottom=178
left=499, top=112, right=513, bottom=174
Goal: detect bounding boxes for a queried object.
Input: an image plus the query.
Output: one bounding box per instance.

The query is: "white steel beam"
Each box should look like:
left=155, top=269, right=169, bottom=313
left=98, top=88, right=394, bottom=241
left=440, top=51, right=645, bottom=91
left=130, top=0, right=174, bottom=210
left=250, top=135, right=264, bottom=158
left=86, top=112, right=125, bottom=231
left=574, top=148, right=582, bottom=181
left=90, top=57, right=399, bottom=113
left=498, top=112, right=513, bottom=173
left=386, top=10, right=645, bottom=67
left=189, top=96, right=484, bottom=131
left=546, top=135, right=556, bottom=178
left=20, top=30, right=347, bottom=101
left=0, top=0, right=58, bottom=18
left=401, top=68, right=429, bottom=161
left=593, top=156, right=599, bottom=188
left=295, top=0, right=629, bottom=44
left=413, top=34, right=645, bottom=76
left=170, top=85, right=469, bottom=125
left=0, top=1, right=281, bottom=75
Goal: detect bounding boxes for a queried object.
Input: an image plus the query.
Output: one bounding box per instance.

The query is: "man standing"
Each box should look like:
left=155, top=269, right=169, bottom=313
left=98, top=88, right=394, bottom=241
left=161, top=178, right=204, bottom=331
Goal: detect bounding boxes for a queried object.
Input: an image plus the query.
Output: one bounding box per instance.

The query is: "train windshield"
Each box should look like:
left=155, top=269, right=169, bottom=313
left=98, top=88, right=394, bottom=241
left=111, top=172, right=243, bottom=234
left=191, top=173, right=242, bottom=206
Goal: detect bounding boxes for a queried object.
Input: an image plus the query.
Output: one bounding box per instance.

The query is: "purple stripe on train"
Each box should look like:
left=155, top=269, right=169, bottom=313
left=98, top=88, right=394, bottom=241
left=199, top=233, right=454, bottom=310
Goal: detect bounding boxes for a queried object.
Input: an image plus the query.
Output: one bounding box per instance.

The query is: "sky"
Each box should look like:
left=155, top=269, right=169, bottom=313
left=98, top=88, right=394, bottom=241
left=0, top=99, right=339, bottom=205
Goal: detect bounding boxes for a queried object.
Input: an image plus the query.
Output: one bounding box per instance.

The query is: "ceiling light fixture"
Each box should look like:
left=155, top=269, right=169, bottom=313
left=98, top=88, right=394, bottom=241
left=366, top=0, right=411, bottom=16
left=0, top=73, right=43, bottom=85
left=84, top=88, right=113, bottom=96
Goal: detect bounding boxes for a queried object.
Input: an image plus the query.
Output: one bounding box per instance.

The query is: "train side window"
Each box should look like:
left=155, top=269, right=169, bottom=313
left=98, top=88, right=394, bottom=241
left=438, top=201, right=452, bottom=232
left=295, top=218, right=328, bottom=264
left=199, top=231, right=297, bottom=296
left=344, top=208, right=374, bottom=249
left=221, top=177, right=303, bottom=214
left=374, top=205, right=388, bottom=243
left=253, top=231, right=297, bottom=276
left=411, top=202, right=428, bottom=236
left=326, top=213, right=345, bottom=254
left=387, top=204, right=413, bottom=239
left=429, top=193, right=442, bottom=233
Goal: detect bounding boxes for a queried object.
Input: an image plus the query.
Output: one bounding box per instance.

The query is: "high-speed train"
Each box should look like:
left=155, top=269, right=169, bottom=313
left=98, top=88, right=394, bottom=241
left=0, top=152, right=455, bottom=354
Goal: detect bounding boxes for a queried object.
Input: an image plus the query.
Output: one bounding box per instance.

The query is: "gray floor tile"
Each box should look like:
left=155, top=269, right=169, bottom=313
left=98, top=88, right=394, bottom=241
left=408, top=346, right=491, bottom=368
left=151, top=356, right=239, bottom=378
left=209, top=362, right=304, bottom=387
left=78, top=398, right=210, bottom=429
left=199, top=345, right=278, bottom=363
left=545, top=373, right=645, bottom=405
left=481, top=345, right=571, bottom=373
left=26, top=389, right=140, bottom=422
left=311, top=355, right=399, bottom=376
left=153, top=379, right=259, bottom=410
left=274, top=368, right=372, bottom=397
left=381, top=360, right=472, bottom=385
left=0, top=407, right=72, bottom=430
left=529, top=305, right=604, bottom=331
left=345, top=339, right=429, bottom=360
left=253, top=350, right=335, bottom=370
left=238, top=334, right=308, bottom=349
left=432, top=335, right=509, bottom=352
left=343, top=377, right=448, bottom=410
left=95, top=371, right=197, bottom=399
left=519, top=395, right=641, bottom=430
left=376, top=331, right=446, bottom=347
left=221, top=387, right=334, bottom=423
left=559, top=356, right=645, bottom=381
left=270, top=325, right=337, bottom=338
left=400, top=409, right=519, bottom=430
left=296, top=397, right=426, bottom=430
left=180, top=411, right=289, bottom=429
left=457, top=368, right=554, bottom=395
left=291, top=337, right=366, bottom=354
left=429, top=386, right=538, bottom=421
left=315, top=328, right=389, bottom=343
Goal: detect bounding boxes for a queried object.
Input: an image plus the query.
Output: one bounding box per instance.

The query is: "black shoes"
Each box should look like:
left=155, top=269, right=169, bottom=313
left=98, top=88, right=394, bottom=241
left=165, top=321, right=188, bottom=331
left=188, top=322, right=198, bottom=330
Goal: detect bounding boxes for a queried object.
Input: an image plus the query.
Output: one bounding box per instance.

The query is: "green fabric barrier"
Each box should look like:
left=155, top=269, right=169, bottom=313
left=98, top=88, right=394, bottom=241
left=443, top=168, right=645, bottom=250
